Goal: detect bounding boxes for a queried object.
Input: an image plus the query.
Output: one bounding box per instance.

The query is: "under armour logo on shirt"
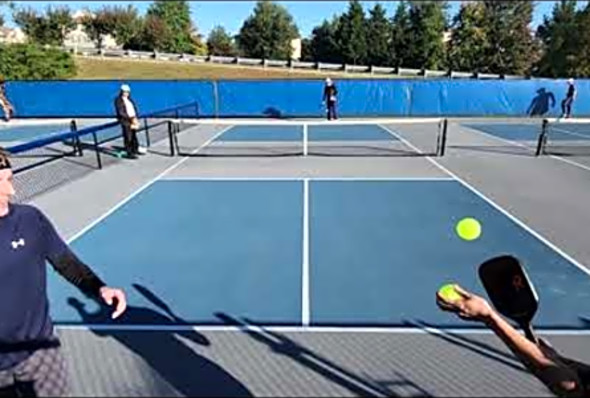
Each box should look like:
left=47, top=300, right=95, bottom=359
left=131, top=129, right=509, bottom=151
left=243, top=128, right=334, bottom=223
left=11, top=238, right=25, bottom=249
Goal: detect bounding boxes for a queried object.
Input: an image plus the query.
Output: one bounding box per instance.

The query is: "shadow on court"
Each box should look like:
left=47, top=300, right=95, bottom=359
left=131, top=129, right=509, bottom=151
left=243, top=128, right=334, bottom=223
left=215, top=312, right=432, bottom=397
left=67, top=284, right=252, bottom=397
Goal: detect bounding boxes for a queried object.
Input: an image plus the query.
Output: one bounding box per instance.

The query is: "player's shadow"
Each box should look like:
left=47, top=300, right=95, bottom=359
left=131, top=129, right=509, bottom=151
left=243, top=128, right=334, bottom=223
left=404, top=319, right=529, bottom=373
left=67, top=284, right=252, bottom=397
left=215, top=312, right=432, bottom=397
left=527, top=88, right=556, bottom=116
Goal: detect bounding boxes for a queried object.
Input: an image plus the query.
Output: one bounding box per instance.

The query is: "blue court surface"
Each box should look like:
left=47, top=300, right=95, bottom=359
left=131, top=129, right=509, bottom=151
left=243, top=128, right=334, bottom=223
left=213, top=124, right=400, bottom=143
left=463, top=121, right=590, bottom=142
left=0, top=123, right=73, bottom=142
left=461, top=123, right=542, bottom=141
left=48, top=179, right=590, bottom=330
left=308, top=125, right=396, bottom=141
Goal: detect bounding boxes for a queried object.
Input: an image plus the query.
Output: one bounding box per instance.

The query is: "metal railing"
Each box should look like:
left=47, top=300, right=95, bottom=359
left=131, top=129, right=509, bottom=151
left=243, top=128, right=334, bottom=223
left=64, top=45, right=521, bottom=80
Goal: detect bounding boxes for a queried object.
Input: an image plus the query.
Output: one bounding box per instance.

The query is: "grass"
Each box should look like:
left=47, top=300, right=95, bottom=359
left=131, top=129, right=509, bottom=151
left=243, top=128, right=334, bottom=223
left=73, top=55, right=411, bottom=80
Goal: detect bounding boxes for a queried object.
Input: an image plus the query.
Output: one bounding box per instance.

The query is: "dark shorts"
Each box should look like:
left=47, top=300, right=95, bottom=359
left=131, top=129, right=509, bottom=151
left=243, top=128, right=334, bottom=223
left=0, top=346, right=68, bottom=397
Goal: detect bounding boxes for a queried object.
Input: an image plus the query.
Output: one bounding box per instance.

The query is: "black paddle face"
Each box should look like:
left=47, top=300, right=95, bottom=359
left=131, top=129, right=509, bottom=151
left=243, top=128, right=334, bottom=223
left=479, top=255, right=539, bottom=325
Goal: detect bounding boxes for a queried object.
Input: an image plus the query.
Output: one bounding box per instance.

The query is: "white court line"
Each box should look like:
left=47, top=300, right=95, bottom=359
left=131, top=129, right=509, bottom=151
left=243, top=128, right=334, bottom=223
left=158, top=177, right=455, bottom=181
left=302, top=178, right=310, bottom=326
left=459, top=122, right=590, bottom=173
left=66, top=126, right=233, bottom=243
left=56, top=324, right=590, bottom=335
left=382, top=125, right=590, bottom=277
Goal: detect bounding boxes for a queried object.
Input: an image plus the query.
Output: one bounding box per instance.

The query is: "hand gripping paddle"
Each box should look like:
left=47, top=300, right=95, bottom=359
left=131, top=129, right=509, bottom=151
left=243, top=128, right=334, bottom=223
left=479, top=255, right=539, bottom=343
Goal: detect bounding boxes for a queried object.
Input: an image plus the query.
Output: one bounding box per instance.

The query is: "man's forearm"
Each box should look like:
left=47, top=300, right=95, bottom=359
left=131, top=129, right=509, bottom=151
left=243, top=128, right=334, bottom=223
left=486, top=311, right=549, bottom=367
left=50, top=250, right=106, bottom=297
left=486, top=311, right=583, bottom=396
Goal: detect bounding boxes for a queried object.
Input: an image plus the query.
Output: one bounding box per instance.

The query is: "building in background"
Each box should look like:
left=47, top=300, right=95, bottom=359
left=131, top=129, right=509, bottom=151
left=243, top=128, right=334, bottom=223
left=291, top=38, right=301, bottom=60
left=64, top=10, right=119, bottom=51
left=0, top=27, right=26, bottom=44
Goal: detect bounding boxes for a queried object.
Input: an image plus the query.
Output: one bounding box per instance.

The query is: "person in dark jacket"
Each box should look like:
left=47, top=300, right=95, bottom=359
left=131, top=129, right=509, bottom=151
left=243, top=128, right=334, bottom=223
left=0, top=149, right=127, bottom=397
left=323, top=78, right=338, bottom=121
left=114, top=84, right=145, bottom=159
left=561, top=78, right=577, bottom=119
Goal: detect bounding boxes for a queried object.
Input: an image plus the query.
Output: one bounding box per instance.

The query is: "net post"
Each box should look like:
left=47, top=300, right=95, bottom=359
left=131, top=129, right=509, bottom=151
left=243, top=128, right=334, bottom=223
left=303, top=123, right=308, bottom=156
left=70, top=119, right=83, bottom=156
left=535, top=119, right=548, bottom=156
left=143, top=117, right=151, bottom=148
left=92, top=131, right=102, bottom=169
left=438, top=118, right=448, bottom=157
left=168, top=120, right=176, bottom=157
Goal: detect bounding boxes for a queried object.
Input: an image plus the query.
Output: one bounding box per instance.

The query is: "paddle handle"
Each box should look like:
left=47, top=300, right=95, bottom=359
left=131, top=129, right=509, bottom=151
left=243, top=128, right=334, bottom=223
left=522, top=323, right=538, bottom=344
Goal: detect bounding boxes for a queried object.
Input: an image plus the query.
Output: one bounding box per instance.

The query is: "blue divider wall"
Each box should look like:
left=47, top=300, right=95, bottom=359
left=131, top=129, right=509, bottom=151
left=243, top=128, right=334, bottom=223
left=4, top=80, right=215, bottom=118
left=3, top=79, right=588, bottom=118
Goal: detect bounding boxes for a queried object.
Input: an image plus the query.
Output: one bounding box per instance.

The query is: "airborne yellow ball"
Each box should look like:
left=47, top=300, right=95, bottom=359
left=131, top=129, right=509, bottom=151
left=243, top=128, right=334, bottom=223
left=456, top=217, right=481, bottom=241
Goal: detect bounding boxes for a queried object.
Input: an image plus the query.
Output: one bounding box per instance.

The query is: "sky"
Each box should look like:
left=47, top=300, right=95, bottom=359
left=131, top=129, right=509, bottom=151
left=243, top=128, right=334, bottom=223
left=0, top=1, right=579, bottom=38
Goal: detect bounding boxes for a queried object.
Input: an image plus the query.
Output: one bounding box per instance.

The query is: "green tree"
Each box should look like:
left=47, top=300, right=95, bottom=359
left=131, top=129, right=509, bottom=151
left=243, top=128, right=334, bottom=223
left=308, top=17, right=342, bottom=63
left=13, top=6, right=76, bottom=46
left=390, top=1, right=412, bottom=67
left=406, top=1, right=447, bottom=70
left=483, top=1, right=537, bottom=75
left=0, top=43, right=76, bottom=79
left=447, top=2, right=488, bottom=72
left=236, top=0, right=299, bottom=60
left=146, top=0, right=195, bottom=53
left=366, top=3, right=390, bottom=66
left=206, top=26, right=236, bottom=56
left=575, top=3, right=590, bottom=77
left=335, top=0, right=367, bottom=65
left=536, top=0, right=580, bottom=77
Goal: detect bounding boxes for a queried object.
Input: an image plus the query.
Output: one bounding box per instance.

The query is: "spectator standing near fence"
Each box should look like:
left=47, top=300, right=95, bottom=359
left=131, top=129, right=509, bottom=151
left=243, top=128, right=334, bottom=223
left=114, top=84, right=146, bottom=159
left=561, top=78, right=577, bottom=119
left=0, top=79, right=14, bottom=122
left=323, top=78, right=338, bottom=121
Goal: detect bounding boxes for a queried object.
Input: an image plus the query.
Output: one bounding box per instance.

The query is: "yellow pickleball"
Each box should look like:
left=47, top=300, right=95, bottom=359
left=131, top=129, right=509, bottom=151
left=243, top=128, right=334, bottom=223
left=456, top=217, right=481, bottom=241
left=438, top=284, right=462, bottom=302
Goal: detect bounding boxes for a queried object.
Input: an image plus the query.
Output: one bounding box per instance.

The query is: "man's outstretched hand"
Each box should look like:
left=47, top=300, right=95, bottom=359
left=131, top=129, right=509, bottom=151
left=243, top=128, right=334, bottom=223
left=99, top=287, right=127, bottom=319
left=436, top=284, right=494, bottom=323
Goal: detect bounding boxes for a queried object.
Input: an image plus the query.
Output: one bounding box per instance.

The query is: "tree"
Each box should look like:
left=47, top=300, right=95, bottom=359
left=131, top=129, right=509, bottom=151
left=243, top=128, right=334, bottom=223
left=482, top=1, right=537, bottom=75
left=575, top=3, right=590, bottom=77
left=447, top=2, right=488, bottom=72
left=146, top=0, right=195, bottom=53
left=406, top=1, right=447, bottom=70
left=390, top=1, right=412, bottom=67
left=236, top=1, right=299, bottom=60
left=206, top=26, right=236, bottom=56
left=536, top=0, right=581, bottom=77
left=366, top=3, right=391, bottom=66
left=335, top=0, right=367, bottom=65
left=0, top=43, right=76, bottom=79
left=13, top=6, right=76, bottom=46
left=308, top=17, right=342, bottom=63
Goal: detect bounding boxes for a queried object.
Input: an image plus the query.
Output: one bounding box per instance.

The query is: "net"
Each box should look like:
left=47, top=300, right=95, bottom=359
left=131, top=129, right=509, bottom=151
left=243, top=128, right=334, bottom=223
left=3, top=101, right=200, bottom=203
left=536, top=118, right=590, bottom=157
left=169, top=118, right=446, bottom=158
left=456, top=119, right=543, bottom=157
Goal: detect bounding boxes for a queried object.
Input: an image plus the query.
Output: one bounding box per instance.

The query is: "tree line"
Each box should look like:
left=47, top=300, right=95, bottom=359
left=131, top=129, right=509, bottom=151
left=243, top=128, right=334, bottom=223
left=1, top=0, right=589, bottom=78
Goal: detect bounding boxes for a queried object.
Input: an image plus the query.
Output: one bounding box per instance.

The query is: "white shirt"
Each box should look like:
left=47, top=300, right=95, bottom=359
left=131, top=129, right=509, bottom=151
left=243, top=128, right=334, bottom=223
left=123, top=97, right=136, bottom=118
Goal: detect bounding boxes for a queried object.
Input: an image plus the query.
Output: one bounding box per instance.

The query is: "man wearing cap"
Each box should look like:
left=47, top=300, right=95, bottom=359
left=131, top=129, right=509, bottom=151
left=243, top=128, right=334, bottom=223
left=561, top=78, right=577, bottom=119
left=323, top=77, right=338, bottom=121
left=114, top=84, right=146, bottom=159
left=0, top=148, right=127, bottom=396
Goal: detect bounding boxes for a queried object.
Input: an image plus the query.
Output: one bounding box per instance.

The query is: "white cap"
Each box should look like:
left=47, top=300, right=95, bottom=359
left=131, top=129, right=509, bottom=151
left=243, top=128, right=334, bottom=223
left=568, top=78, right=574, bottom=84
left=325, top=77, right=332, bottom=85
left=120, top=84, right=131, bottom=92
